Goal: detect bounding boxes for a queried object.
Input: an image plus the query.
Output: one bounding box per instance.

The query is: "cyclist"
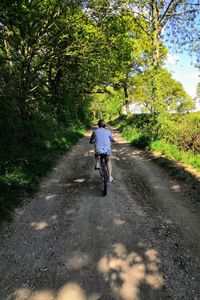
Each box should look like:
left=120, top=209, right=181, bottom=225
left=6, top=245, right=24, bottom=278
left=90, top=119, right=114, bottom=182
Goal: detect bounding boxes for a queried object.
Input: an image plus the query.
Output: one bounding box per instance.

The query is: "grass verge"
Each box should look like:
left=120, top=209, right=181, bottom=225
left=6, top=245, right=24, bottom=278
left=115, top=122, right=200, bottom=174
left=0, top=127, right=85, bottom=222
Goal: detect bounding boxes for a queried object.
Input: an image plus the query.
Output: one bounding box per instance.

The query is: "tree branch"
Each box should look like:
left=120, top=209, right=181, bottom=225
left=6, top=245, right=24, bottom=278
left=160, top=0, right=178, bottom=24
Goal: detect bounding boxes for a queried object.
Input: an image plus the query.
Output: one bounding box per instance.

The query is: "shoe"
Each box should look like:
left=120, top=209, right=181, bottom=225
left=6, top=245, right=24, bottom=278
left=109, top=176, right=113, bottom=182
left=95, top=162, right=100, bottom=170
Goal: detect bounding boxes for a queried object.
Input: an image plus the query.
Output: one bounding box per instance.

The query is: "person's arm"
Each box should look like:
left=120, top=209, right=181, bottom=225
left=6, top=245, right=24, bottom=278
left=108, top=130, right=115, bottom=143
left=90, top=131, right=95, bottom=143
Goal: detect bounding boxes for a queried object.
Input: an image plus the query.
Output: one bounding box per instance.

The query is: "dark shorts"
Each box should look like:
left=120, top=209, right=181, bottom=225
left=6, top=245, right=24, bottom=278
left=95, top=147, right=112, bottom=156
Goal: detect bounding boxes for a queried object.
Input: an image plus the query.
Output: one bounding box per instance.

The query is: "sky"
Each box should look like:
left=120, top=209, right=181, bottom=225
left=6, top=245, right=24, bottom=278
left=165, top=52, right=199, bottom=99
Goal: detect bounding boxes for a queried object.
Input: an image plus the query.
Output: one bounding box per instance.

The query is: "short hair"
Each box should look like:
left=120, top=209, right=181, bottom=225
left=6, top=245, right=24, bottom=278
left=98, top=119, right=105, bottom=128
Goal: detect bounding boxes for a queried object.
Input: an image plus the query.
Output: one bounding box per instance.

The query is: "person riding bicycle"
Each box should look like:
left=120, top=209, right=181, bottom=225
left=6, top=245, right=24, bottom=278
left=90, top=119, right=114, bottom=182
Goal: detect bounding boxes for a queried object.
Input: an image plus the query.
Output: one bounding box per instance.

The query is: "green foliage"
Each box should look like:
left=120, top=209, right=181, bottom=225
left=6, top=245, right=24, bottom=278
left=158, top=113, right=200, bottom=153
left=90, top=86, right=125, bottom=120
left=0, top=114, right=85, bottom=221
left=121, top=125, right=151, bottom=148
left=151, top=140, right=200, bottom=172
left=113, top=112, right=200, bottom=172
left=129, top=68, right=195, bottom=114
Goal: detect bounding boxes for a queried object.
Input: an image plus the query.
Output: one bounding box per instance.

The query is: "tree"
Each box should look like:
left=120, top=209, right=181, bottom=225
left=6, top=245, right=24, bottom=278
left=84, top=0, right=154, bottom=114
left=120, top=0, right=199, bottom=114
left=122, top=0, right=200, bottom=68
left=0, top=0, right=122, bottom=123
left=129, top=68, right=195, bottom=113
left=90, top=86, right=124, bottom=119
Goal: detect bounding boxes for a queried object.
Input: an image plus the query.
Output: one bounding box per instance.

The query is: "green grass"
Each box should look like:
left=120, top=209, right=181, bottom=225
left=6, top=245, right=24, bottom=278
left=121, top=125, right=151, bottom=149
left=113, top=117, right=200, bottom=173
left=151, top=140, right=200, bottom=172
left=0, top=127, right=85, bottom=221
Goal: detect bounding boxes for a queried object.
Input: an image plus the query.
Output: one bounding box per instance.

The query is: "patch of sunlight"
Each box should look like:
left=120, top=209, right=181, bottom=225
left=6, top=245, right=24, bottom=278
left=57, top=282, right=87, bottom=300
left=117, top=140, right=125, bottom=145
left=65, top=253, right=90, bottom=270
left=87, top=150, right=94, bottom=153
left=132, top=150, right=143, bottom=155
left=7, top=288, right=31, bottom=300
left=3, top=169, right=28, bottom=185
left=98, top=243, right=165, bottom=300
left=7, top=289, right=55, bottom=300
left=145, top=273, right=164, bottom=289
left=145, top=249, right=158, bottom=261
left=7, top=283, right=101, bottom=300
left=127, top=252, right=143, bottom=264
left=45, top=194, right=57, bottom=201
left=85, top=132, right=92, bottom=137
left=29, top=290, right=55, bottom=300
left=31, top=221, right=48, bottom=230
left=74, top=178, right=86, bottom=183
left=171, top=183, right=181, bottom=192
left=113, top=243, right=127, bottom=258
left=112, top=155, right=120, bottom=160
left=114, top=217, right=125, bottom=225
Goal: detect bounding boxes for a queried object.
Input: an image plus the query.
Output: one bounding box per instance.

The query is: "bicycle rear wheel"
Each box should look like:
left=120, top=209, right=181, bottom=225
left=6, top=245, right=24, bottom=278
left=101, top=159, right=108, bottom=196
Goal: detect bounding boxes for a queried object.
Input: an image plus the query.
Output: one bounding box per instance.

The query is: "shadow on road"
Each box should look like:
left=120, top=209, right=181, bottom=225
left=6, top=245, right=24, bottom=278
left=6, top=242, right=165, bottom=300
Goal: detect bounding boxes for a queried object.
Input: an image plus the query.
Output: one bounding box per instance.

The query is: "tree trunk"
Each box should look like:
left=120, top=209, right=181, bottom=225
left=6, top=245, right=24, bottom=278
left=123, top=81, right=132, bottom=116
left=151, top=0, right=161, bottom=68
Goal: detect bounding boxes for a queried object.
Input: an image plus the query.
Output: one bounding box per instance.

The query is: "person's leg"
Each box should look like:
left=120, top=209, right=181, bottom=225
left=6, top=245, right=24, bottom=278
left=95, top=152, right=100, bottom=169
left=106, top=156, right=113, bottom=182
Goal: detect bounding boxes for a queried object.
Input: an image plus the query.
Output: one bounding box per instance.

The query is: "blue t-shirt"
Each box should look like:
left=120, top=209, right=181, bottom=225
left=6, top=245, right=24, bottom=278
left=91, top=128, right=113, bottom=153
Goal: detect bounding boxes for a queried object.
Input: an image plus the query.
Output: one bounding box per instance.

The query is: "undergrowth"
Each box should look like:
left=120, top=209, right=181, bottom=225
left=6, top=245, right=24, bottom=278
left=0, top=117, right=86, bottom=221
left=113, top=113, right=200, bottom=173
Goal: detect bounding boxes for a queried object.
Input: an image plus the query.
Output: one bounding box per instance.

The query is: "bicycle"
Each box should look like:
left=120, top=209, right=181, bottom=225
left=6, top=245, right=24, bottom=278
left=98, top=154, right=109, bottom=196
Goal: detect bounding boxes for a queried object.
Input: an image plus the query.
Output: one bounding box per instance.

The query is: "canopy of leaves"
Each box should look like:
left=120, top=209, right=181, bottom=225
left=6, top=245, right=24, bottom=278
left=129, top=68, right=195, bottom=113
left=0, top=0, right=198, bottom=146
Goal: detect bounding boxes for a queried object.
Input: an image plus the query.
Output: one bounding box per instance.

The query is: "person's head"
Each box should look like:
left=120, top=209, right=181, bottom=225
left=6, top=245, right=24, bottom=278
left=98, top=119, right=105, bottom=128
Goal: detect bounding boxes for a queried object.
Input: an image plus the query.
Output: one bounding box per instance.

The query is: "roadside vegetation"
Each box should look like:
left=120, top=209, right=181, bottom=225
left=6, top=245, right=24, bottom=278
left=0, top=0, right=199, bottom=220
left=0, top=118, right=85, bottom=220
left=112, top=112, right=200, bottom=173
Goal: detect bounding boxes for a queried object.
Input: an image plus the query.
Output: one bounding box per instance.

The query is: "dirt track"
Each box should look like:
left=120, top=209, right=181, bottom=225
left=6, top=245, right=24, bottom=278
left=0, top=129, right=200, bottom=300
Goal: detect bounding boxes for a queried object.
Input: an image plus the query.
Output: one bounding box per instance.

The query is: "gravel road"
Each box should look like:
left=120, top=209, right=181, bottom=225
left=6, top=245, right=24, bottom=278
left=0, top=129, right=199, bottom=300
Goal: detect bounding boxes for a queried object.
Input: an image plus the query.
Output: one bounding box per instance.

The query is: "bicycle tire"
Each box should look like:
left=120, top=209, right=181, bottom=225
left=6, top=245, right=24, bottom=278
left=102, top=159, right=108, bottom=196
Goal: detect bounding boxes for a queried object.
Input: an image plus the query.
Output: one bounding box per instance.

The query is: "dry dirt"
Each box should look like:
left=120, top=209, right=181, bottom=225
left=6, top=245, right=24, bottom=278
left=0, top=129, right=200, bottom=300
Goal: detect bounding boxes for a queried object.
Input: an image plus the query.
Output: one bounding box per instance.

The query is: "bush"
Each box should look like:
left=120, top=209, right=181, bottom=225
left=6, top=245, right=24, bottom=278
left=158, top=112, right=200, bottom=153
left=114, top=112, right=200, bottom=173
left=121, top=126, right=151, bottom=148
